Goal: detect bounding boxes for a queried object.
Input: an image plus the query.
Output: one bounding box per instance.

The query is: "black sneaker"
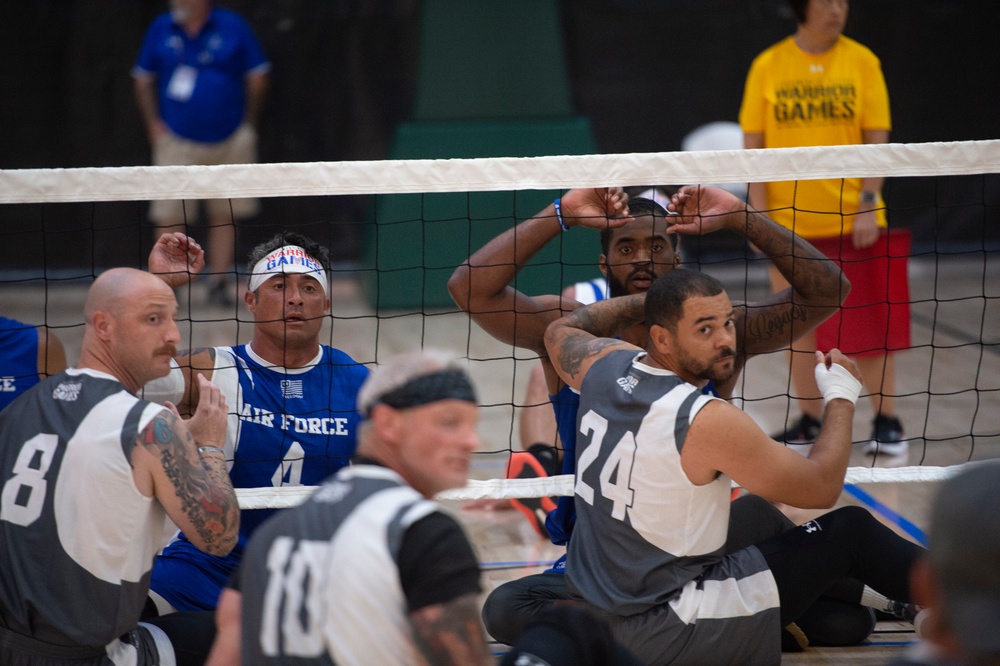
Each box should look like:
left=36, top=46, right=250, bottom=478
left=863, top=414, right=908, bottom=456
left=881, top=601, right=921, bottom=622
left=772, top=414, right=822, bottom=444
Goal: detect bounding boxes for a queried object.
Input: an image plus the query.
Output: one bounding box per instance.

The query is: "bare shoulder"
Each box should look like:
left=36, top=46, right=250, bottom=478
left=683, top=398, right=757, bottom=480
left=129, top=406, right=190, bottom=492
left=176, top=347, right=217, bottom=370
left=37, top=327, right=67, bottom=377
left=135, top=406, right=194, bottom=467
left=133, top=404, right=239, bottom=554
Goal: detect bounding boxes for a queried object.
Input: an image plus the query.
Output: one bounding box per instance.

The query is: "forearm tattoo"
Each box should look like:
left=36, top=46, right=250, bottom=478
left=740, top=301, right=809, bottom=347
left=141, top=411, right=238, bottom=551
left=573, top=295, right=645, bottom=337
left=410, top=594, right=490, bottom=666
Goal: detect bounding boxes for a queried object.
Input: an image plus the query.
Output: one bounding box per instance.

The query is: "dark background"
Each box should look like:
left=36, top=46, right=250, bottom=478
left=1, top=0, right=997, bottom=278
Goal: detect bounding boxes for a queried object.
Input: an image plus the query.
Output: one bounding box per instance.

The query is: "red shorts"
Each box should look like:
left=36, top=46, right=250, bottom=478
left=808, top=229, right=912, bottom=357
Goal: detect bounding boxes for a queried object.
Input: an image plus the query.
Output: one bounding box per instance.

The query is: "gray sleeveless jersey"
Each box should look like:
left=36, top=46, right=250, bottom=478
left=0, top=369, right=171, bottom=651
left=568, top=351, right=781, bottom=665
left=239, top=464, right=446, bottom=665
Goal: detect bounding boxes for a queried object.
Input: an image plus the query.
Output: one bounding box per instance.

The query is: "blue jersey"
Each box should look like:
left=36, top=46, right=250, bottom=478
left=0, top=317, right=40, bottom=411
left=132, top=8, right=270, bottom=143
left=150, top=344, right=368, bottom=611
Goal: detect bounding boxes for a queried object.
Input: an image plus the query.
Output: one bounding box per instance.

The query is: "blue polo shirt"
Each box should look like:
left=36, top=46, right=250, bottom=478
left=133, top=8, right=270, bottom=143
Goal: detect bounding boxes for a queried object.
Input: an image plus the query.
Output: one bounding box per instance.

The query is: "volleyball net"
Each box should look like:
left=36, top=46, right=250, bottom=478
left=1, top=140, right=998, bottom=508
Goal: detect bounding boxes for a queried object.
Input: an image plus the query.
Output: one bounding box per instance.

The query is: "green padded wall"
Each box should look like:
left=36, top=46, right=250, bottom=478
left=413, top=0, right=573, bottom=120
left=362, top=0, right=600, bottom=311
left=364, top=119, right=600, bottom=310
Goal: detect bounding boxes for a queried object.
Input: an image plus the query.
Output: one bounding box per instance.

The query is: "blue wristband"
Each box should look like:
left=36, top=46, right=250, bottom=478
left=554, top=198, right=569, bottom=231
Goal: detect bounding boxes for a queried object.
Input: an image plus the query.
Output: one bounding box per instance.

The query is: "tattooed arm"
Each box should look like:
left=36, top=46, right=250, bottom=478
left=133, top=375, right=239, bottom=556
left=409, top=592, right=492, bottom=666
left=543, top=294, right=645, bottom=391
left=668, top=185, right=850, bottom=360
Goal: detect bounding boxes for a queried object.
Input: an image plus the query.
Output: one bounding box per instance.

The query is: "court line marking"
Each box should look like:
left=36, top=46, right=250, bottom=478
left=844, top=483, right=928, bottom=546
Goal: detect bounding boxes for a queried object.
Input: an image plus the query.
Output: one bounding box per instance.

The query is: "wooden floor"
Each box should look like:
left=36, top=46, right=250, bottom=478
left=4, top=252, right=998, bottom=664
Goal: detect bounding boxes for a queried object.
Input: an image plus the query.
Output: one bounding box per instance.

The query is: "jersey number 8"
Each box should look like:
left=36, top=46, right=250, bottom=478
left=1, top=434, right=59, bottom=527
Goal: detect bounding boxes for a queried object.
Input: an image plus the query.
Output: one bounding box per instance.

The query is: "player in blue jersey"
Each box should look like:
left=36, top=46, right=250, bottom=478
left=451, top=186, right=909, bottom=649
left=143, top=231, right=369, bottom=614
left=205, top=350, right=642, bottom=666
left=0, top=316, right=67, bottom=410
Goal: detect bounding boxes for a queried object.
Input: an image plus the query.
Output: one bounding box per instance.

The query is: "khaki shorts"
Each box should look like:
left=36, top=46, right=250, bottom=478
left=149, top=123, right=260, bottom=223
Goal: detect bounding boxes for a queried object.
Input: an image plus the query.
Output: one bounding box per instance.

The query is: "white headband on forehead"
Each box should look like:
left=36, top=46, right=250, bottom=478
left=247, top=245, right=329, bottom=297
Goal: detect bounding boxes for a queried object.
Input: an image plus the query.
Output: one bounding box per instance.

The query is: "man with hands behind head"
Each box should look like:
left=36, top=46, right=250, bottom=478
left=455, top=185, right=900, bottom=649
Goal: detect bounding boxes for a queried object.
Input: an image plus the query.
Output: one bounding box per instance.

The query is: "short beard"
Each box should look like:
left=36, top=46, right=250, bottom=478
left=676, top=348, right=736, bottom=385
left=606, top=266, right=666, bottom=298
left=607, top=271, right=628, bottom=298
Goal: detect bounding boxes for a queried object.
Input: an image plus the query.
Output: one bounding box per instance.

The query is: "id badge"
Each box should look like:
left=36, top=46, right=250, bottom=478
left=165, top=64, right=198, bottom=102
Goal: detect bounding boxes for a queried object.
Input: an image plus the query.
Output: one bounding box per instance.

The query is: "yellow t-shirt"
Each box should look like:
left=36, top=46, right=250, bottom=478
left=739, top=35, right=891, bottom=238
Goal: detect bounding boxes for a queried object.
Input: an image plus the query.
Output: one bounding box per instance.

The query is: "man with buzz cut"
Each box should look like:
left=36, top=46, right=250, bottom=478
left=142, top=231, right=369, bottom=615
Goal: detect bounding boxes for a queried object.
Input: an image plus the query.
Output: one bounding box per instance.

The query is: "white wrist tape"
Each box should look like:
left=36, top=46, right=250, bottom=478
left=814, top=362, right=862, bottom=406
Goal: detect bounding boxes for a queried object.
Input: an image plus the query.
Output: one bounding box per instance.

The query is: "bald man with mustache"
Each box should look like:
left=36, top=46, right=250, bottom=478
left=0, top=267, right=240, bottom=665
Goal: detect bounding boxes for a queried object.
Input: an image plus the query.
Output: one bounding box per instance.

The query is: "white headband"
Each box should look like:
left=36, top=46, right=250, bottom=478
left=247, top=245, right=328, bottom=297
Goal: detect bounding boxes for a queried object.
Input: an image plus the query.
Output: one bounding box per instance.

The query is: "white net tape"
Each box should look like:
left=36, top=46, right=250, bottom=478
left=5, top=139, right=997, bottom=509
left=2, top=140, right=999, bottom=203
left=237, top=463, right=982, bottom=510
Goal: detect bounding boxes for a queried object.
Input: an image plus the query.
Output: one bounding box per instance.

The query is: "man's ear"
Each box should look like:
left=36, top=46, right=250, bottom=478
left=244, top=289, right=256, bottom=314
left=648, top=324, right=673, bottom=355
left=370, top=404, right=403, bottom=446
left=92, top=311, right=114, bottom=342
left=598, top=254, right=608, bottom=278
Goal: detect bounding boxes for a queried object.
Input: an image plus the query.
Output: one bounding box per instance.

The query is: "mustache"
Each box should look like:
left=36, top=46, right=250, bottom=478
left=715, top=348, right=736, bottom=362
left=155, top=345, right=177, bottom=357
left=628, top=268, right=657, bottom=281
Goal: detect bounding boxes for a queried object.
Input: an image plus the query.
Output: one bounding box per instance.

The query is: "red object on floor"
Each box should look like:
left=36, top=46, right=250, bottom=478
left=507, top=452, right=558, bottom=538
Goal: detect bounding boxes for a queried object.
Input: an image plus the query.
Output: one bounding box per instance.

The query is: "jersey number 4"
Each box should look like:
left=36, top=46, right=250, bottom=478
left=1, top=434, right=59, bottom=527
left=576, top=410, right=636, bottom=521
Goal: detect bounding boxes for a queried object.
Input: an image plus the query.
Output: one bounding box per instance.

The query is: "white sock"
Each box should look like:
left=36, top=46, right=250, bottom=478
left=860, top=585, right=892, bottom=611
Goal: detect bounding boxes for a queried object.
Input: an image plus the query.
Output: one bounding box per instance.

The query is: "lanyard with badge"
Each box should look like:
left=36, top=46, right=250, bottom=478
left=165, top=29, right=213, bottom=102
